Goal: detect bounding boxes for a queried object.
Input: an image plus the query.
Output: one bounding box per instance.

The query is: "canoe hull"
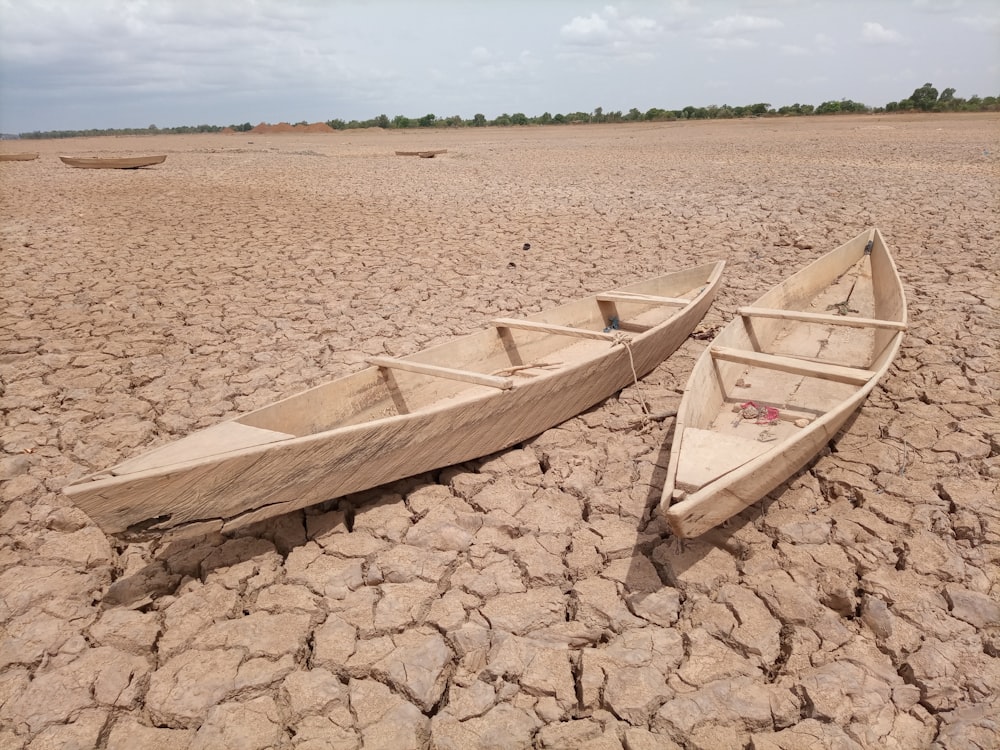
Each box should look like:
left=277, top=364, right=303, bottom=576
left=395, top=150, right=447, bottom=157
left=0, top=153, right=38, bottom=161
left=65, top=262, right=724, bottom=539
left=59, top=155, right=167, bottom=169
left=661, top=228, right=906, bottom=538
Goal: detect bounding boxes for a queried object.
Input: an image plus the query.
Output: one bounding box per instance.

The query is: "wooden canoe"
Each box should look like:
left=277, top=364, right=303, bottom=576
left=59, top=155, right=167, bottom=169
left=395, top=149, right=447, bottom=158
left=660, top=228, right=906, bottom=538
left=0, top=153, right=39, bottom=161
left=64, top=261, right=725, bottom=540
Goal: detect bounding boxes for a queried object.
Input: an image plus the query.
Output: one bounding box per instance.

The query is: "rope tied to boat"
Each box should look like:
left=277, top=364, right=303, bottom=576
left=610, top=331, right=652, bottom=423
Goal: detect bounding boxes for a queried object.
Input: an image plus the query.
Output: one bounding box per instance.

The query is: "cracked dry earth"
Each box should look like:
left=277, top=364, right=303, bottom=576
left=1, top=114, right=998, bottom=749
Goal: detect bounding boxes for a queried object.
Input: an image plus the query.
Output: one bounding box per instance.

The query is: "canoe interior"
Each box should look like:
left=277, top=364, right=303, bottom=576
left=672, top=229, right=906, bottom=495
left=104, top=263, right=719, bottom=477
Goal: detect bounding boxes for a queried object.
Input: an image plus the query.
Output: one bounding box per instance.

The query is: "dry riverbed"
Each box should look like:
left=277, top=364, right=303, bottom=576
left=1, top=114, right=998, bottom=748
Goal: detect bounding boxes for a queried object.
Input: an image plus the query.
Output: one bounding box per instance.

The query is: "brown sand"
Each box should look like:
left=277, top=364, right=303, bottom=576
left=1, top=114, right=998, bottom=748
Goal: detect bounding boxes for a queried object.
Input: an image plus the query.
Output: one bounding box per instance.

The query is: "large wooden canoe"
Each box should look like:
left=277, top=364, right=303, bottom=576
left=660, top=228, right=906, bottom=538
left=59, top=155, right=166, bottom=169
left=0, top=153, right=39, bottom=161
left=65, top=261, right=724, bottom=540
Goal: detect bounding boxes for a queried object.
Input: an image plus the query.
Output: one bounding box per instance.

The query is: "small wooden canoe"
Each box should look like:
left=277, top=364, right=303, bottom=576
left=395, top=149, right=447, bottom=158
left=0, top=153, right=39, bottom=161
left=660, top=228, right=906, bottom=538
left=65, top=261, right=724, bottom=540
left=59, top=155, right=166, bottom=169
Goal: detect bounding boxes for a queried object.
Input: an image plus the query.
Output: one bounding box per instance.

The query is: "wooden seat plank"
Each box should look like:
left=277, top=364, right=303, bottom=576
left=711, top=346, right=875, bottom=385
left=368, top=356, right=513, bottom=390
left=596, top=292, right=692, bottom=306
left=492, top=318, right=618, bottom=342
left=738, top=306, right=906, bottom=331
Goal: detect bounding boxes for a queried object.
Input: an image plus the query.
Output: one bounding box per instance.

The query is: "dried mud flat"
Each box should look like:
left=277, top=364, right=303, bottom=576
left=1, top=114, right=998, bottom=749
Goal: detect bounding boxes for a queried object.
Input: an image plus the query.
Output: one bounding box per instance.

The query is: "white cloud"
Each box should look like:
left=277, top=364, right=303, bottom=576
left=467, top=47, right=536, bottom=82
left=698, top=13, right=781, bottom=52
left=955, top=13, right=1000, bottom=31
left=861, top=22, right=904, bottom=44
left=780, top=44, right=808, bottom=56
left=911, top=0, right=964, bottom=12
left=558, top=5, right=663, bottom=58
left=704, top=14, right=783, bottom=36
left=470, top=46, right=493, bottom=64
left=561, top=13, right=613, bottom=46
left=702, top=37, right=759, bottom=51
left=812, top=32, right=835, bottom=54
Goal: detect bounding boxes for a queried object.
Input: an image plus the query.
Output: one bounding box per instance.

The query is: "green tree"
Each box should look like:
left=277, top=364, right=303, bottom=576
left=471, top=113, right=487, bottom=127
left=910, top=83, right=938, bottom=111
left=839, top=99, right=868, bottom=113
left=392, top=115, right=411, bottom=128
left=374, top=114, right=390, bottom=128
left=643, top=107, right=669, bottom=121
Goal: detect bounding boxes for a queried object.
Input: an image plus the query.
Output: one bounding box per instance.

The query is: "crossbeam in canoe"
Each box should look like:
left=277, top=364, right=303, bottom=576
left=738, top=306, right=907, bottom=331
left=367, top=357, right=514, bottom=390
left=492, top=318, right=618, bottom=341
left=596, top=292, right=691, bottom=306
left=710, top=347, right=875, bottom=385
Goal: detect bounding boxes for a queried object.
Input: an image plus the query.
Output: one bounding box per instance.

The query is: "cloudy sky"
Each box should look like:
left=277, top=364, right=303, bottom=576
left=1, top=0, right=997, bottom=133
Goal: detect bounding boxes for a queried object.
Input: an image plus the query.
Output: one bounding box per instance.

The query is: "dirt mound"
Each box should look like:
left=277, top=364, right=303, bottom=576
left=249, top=122, right=296, bottom=134
left=297, top=122, right=335, bottom=133
left=246, top=122, right=334, bottom=134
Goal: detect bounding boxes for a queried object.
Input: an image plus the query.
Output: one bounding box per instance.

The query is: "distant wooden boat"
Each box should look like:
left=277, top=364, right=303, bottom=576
left=0, top=153, right=39, bottom=161
left=59, top=155, right=166, bottom=169
left=395, top=149, right=447, bottom=158
left=65, top=261, right=724, bottom=541
left=661, top=228, right=906, bottom=538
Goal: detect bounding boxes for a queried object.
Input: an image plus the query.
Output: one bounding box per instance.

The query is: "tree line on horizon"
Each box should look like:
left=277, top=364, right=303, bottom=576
left=15, top=83, right=997, bottom=140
